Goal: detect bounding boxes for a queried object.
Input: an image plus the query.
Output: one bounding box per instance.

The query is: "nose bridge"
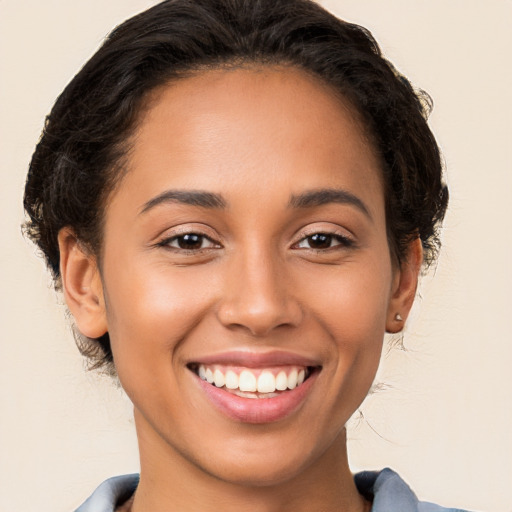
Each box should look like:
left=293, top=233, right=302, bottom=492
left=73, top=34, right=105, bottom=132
left=217, top=240, right=302, bottom=336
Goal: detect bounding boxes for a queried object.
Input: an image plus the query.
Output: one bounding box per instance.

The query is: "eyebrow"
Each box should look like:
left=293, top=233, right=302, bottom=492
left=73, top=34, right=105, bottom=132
left=139, top=187, right=370, bottom=218
left=288, top=188, right=371, bottom=218
left=139, top=189, right=227, bottom=214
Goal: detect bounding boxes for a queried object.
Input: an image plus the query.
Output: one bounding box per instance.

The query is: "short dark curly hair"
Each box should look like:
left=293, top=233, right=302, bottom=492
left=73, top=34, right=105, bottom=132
left=23, top=0, right=448, bottom=372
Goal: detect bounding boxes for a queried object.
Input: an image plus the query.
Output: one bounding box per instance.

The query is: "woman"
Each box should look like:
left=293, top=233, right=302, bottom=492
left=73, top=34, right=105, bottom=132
left=23, top=0, right=468, bottom=510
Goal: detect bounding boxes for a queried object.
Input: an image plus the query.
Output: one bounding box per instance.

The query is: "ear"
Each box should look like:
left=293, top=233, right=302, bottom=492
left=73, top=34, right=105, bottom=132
left=58, top=228, right=108, bottom=339
left=386, top=237, right=423, bottom=333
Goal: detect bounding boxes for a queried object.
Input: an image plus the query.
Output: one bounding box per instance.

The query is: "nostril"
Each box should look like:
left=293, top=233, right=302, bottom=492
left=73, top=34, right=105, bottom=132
left=217, top=300, right=304, bottom=337
left=215, top=263, right=303, bottom=335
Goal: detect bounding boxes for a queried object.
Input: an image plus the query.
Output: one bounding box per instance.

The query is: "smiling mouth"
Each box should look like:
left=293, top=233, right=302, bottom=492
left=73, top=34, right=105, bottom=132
left=188, top=364, right=319, bottom=399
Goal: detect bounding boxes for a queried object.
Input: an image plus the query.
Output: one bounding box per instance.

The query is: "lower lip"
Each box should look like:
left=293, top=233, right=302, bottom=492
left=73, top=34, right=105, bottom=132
left=194, top=371, right=318, bottom=424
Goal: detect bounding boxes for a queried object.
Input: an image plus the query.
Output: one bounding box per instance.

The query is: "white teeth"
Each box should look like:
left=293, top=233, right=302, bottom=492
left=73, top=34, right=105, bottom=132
left=257, top=371, right=276, bottom=393
left=196, top=365, right=310, bottom=394
left=287, top=369, right=298, bottom=390
left=275, top=371, right=288, bottom=391
left=213, top=369, right=225, bottom=388
left=225, top=370, right=239, bottom=390
left=238, top=370, right=257, bottom=392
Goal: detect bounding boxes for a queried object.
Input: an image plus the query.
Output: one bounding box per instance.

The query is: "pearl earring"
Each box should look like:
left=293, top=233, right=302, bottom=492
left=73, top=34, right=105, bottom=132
left=395, top=313, right=403, bottom=322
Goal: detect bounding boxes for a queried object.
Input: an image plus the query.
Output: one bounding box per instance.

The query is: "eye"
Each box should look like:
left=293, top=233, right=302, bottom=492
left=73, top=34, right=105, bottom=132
left=160, top=233, right=219, bottom=251
left=295, top=232, right=352, bottom=250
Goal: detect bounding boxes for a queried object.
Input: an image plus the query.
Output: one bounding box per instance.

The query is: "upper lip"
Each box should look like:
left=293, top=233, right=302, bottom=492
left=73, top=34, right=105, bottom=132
left=187, top=350, right=322, bottom=368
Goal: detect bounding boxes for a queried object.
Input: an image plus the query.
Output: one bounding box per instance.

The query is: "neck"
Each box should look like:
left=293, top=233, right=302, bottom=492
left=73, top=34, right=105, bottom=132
left=128, top=409, right=369, bottom=512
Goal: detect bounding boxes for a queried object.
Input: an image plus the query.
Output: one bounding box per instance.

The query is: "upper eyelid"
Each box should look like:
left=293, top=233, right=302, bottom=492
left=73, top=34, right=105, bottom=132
left=292, top=225, right=354, bottom=243
left=156, top=223, right=221, bottom=241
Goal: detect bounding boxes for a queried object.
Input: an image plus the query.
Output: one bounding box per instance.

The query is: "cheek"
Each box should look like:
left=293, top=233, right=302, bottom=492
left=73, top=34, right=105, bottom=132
left=302, top=261, right=392, bottom=343
left=102, top=262, right=222, bottom=423
left=103, top=261, right=218, bottom=367
left=300, top=257, right=392, bottom=401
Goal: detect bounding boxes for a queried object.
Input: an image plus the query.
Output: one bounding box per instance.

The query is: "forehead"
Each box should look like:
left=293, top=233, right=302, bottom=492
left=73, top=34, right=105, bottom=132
left=113, top=66, right=383, bottom=217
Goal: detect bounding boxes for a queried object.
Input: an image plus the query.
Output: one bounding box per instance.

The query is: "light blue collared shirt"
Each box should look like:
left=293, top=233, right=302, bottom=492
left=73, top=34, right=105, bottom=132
left=75, top=468, right=471, bottom=511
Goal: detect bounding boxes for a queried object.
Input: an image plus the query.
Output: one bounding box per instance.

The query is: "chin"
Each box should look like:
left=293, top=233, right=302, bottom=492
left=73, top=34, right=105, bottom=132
left=201, top=451, right=314, bottom=488
left=182, top=425, right=342, bottom=489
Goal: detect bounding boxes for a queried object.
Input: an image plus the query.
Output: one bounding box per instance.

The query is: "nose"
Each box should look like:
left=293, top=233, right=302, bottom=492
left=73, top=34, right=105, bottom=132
left=216, top=248, right=303, bottom=337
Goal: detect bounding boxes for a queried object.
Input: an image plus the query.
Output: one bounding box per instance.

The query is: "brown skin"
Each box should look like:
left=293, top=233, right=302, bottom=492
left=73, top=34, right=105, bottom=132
left=58, top=67, right=422, bottom=512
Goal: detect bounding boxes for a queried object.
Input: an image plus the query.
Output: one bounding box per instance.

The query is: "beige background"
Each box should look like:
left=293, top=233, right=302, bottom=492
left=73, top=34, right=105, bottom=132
left=1, top=1, right=511, bottom=510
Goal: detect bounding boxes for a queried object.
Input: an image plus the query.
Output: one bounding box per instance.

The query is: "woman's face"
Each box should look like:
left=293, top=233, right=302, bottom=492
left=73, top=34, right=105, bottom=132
left=83, top=67, right=410, bottom=484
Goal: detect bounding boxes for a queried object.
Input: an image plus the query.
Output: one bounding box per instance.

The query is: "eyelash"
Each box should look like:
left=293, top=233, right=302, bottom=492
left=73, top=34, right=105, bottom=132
left=156, top=230, right=354, bottom=254
left=292, top=232, right=355, bottom=252
left=156, top=232, right=221, bottom=252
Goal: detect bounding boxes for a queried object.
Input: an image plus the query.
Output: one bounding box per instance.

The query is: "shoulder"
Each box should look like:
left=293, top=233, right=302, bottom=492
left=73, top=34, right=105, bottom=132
left=354, top=468, right=472, bottom=512
left=74, top=474, right=139, bottom=512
